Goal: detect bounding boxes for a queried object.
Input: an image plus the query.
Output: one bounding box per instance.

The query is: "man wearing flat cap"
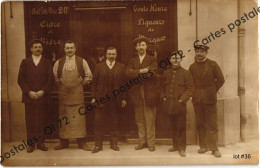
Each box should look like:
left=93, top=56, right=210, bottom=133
left=126, top=36, right=158, bottom=152
left=189, top=44, right=225, bottom=158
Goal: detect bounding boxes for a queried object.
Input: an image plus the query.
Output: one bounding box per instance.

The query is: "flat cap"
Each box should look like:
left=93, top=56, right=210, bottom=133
left=133, top=36, right=149, bottom=45
left=194, top=44, right=209, bottom=51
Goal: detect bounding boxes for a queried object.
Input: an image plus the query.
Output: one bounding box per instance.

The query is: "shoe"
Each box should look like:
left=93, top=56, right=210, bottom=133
left=212, top=150, right=222, bottom=158
left=179, top=150, right=186, bottom=157
left=198, top=148, right=208, bottom=154
left=54, top=144, right=69, bottom=150
left=148, top=146, right=155, bottom=152
left=37, top=143, right=48, bottom=151
left=110, top=145, right=120, bottom=151
left=91, top=146, right=103, bottom=153
left=168, top=147, right=178, bottom=152
left=135, top=143, right=148, bottom=150
left=79, top=144, right=91, bottom=151
left=27, top=146, right=34, bottom=153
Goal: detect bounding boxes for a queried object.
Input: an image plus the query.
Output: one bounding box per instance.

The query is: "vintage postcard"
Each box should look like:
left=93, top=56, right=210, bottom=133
left=1, top=0, right=259, bottom=166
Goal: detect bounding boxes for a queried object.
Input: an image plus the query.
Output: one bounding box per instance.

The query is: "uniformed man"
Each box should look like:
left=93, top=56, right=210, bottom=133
left=160, top=52, right=194, bottom=157
left=189, top=45, right=225, bottom=158
left=53, top=40, right=92, bottom=151
left=126, top=37, right=158, bottom=152
left=18, top=39, right=53, bottom=153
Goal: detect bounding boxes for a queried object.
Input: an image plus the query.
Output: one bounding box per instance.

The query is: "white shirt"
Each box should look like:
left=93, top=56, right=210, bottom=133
left=64, top=55, right=76, bottom=71
left=106, top=59, right=115, bottom=69
left=32, top=54, right=42, bottom=66
left=139, top=54, right=145, bottom=64
left=53, top=55, right=92, bottom=81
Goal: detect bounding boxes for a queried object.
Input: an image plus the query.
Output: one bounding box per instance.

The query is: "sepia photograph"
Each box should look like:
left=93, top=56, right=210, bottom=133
left=1, top=0, right=259, bottom=166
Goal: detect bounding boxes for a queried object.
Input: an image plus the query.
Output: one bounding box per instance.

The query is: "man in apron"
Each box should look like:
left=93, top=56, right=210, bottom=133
left=53, top=40, right=92, bottom=151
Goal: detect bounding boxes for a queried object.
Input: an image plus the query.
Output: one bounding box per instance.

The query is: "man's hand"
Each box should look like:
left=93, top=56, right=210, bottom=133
left=163, top=97, right=167, bottom=101
left=28, top=91, right=38, bottom=100
left=121, top=100, right=127, bottom=108
left=178, top=99, right=183, bottom=103
left=91, top=98, right=96, bottom=104
left=140, top=67, right=149, bottom=73
left=36, top=90, right=45, bottom=98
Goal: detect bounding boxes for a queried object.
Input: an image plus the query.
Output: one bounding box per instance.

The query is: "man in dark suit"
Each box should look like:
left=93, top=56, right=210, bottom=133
left=18, top=39, right=53, bottom=153
left=91, top=47, right=127, bottom=153
left=126, top=37, right=158, bottom=152
left=160, top=52, right=194, bottom=157
left=189, top=45, right=225, bottom=158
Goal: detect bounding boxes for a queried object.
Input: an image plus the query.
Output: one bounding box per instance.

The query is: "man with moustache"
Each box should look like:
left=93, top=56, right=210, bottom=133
left=126, top=37, right=158, bottom=152
left=160, top=52, right=194, bottom=157
left=91, top=47, right=127, bottom=153
left=53, top=40, right=92, bottom=151
left=18, top=39, right=53, bottom=153
left=189, top=45, right=225, bottom=158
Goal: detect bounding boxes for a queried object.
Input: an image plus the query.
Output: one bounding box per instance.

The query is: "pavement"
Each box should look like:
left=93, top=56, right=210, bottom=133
left=1, top=138, right=259, bottom=166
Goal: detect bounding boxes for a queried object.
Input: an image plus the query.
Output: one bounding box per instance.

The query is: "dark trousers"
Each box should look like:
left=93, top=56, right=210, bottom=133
left=193, top=103, right=218, bottom=151
left=25, top=103, right=45, bottom=147
left=169, top=112, right=186, bottom=151
left=94, top=101, right=119, bottom=147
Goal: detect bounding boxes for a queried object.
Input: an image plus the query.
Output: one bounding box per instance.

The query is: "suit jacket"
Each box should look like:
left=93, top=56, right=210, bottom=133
left=126, top=54, right=158, bottom=107
left=189, top=58, right=225, bottom=104
left=18, top=57, right=53, bottom=103
left=160, top=66, right=194, bottom=115
left=90, top=61, right=126, bottom=107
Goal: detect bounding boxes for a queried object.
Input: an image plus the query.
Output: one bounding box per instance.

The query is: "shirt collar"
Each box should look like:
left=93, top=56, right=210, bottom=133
left=106, top=59, right=115, bottom=66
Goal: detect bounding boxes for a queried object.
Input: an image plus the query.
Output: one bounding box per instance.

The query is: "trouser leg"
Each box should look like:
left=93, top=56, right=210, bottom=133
left=108, top=102, right=119, bottom=146
left=134, top=102, right=146, bottom=145
left=143, top=104, right=156, bottom=147
left=176, top=112, right=186, bottom=151
left=36, top=103, right=45, bottom=145
left=94, top=108, right=104, bottom=147
left=205, top=104, right=218, bottom=151
left=171, top=115, right=177, bottom=147
left=25, top=103, right=44, bottom=147
left=193, top=103, right=207, bottom=148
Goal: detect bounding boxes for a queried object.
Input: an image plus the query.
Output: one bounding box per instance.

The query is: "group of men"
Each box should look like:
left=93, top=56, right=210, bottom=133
left=18, top=36, right=224, bottom=158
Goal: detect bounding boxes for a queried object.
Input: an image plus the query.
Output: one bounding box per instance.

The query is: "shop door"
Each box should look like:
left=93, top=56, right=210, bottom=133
left=71, top=9, right=129, bottom=140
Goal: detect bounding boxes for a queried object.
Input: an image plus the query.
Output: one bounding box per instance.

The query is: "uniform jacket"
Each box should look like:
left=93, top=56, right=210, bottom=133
left=18, top=57, right=53, bottom=103
left=126, top=54, right=158, bottom=107
left=91, top=61, right=126, bottom=106
left=189, top=58, right=225, bottom=104
left=160, top=66, right=194, bottom=115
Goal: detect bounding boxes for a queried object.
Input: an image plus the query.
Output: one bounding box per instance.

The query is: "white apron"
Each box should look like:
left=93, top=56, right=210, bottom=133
left=58, top=67, right=86, bottom=139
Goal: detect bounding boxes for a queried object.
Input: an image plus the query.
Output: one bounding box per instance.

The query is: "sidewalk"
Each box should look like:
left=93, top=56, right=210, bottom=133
left=1, top=138, right=259, bottom=166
